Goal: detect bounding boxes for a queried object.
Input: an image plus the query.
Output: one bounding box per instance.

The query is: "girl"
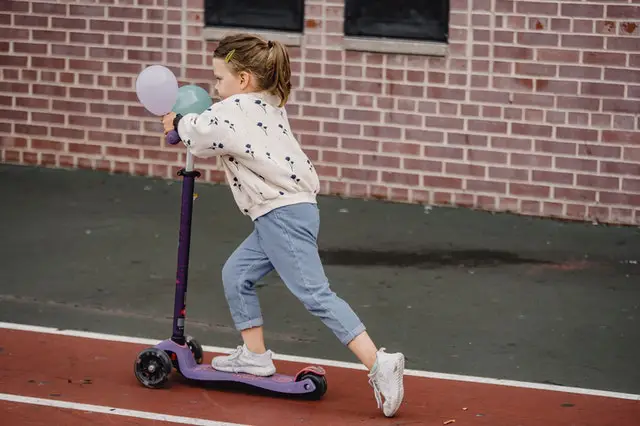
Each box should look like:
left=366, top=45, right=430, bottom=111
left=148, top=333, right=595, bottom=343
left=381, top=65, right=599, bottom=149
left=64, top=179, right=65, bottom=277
left=162, top=33, right=405, bottom=417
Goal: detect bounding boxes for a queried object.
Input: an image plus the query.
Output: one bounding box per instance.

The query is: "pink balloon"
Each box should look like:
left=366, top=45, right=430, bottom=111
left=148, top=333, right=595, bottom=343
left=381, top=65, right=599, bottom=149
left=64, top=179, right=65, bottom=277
left=135, top=65, right=178, bottom=116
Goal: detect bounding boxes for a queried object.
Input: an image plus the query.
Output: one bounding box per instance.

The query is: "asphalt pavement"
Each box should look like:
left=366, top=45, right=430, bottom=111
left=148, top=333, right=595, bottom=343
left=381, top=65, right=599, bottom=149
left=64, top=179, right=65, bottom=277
left=0, top=163, right=638, bottom=395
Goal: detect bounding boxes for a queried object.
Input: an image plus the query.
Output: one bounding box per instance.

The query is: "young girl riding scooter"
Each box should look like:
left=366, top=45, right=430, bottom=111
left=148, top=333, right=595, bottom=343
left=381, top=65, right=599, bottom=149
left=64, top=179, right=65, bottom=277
left=161, top=33, right=405, bottom=418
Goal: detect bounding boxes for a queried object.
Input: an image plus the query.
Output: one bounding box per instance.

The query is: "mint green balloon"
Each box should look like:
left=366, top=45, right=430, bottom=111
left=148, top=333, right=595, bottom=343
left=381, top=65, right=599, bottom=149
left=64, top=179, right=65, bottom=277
left=172, top=84, right=213, bottom=115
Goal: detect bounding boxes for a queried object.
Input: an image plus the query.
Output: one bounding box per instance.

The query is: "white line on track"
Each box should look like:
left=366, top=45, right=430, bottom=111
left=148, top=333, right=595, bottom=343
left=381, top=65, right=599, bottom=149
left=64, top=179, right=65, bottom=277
left=0, top=392, right=247, bottom=425
left=1, top=321, right=639, bottom=401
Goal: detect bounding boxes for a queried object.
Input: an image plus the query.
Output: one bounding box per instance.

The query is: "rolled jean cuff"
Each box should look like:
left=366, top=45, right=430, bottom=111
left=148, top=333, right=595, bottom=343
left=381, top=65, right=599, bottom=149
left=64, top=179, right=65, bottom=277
left=341, top=323, right=367, bottom=346
left=235, top=317, right=264, bottom=331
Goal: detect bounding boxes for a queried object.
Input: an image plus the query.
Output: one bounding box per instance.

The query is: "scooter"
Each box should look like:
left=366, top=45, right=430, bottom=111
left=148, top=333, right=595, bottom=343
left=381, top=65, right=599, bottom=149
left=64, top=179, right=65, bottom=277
left=133, top=129, right=327, bottom=399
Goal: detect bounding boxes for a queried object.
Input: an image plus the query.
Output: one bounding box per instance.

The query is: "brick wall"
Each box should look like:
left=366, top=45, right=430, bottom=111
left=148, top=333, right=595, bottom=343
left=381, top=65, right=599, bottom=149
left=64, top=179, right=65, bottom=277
left=1, top=0, right=639, bottom=225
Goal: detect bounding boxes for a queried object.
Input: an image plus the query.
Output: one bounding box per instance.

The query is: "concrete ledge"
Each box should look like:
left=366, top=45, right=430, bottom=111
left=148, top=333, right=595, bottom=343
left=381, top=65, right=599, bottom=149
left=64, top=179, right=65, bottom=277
left=203, top=27, right=303, bottom=47
left=343, top=36, right=448, bottom=57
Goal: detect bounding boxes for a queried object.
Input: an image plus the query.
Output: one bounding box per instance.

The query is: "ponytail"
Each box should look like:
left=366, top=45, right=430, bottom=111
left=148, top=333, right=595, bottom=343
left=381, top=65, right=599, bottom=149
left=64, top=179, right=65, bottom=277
left=266, top=40, right=291, bottom=107
left=213, top=34, right=293, bottom=107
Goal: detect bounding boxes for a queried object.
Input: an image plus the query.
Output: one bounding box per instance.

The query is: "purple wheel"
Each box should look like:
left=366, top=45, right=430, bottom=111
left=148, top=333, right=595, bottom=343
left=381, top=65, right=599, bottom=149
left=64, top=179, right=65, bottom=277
left=166, top=130, right=181, bottom=145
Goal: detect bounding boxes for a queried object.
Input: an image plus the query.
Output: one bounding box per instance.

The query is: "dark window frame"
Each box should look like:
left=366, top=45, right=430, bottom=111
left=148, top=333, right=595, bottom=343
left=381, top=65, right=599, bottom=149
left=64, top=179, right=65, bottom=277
left=203, top=0, right=305, bottom=34
left=344, top=0, right=449, bottom=43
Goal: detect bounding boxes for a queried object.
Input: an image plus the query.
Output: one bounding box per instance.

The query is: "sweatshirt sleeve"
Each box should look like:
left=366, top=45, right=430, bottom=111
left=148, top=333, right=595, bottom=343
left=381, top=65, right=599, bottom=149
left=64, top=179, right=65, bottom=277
left=175, top=102, right=240, bottom=158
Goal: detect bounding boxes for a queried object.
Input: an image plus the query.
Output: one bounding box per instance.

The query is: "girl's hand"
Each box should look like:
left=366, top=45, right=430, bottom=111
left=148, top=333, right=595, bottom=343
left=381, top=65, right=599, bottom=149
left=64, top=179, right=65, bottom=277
left=161, top=112, right=177, bottom=135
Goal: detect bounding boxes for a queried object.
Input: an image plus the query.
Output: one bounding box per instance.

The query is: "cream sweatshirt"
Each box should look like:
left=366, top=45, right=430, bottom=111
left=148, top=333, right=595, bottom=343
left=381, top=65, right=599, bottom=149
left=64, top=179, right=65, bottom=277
left=176, top=91, right=320, bottom=220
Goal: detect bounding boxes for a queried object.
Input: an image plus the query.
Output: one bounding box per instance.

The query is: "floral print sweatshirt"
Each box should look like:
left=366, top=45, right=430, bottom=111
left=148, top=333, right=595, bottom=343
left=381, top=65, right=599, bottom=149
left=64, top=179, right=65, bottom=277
left=176, top=91, right=320, bottom=220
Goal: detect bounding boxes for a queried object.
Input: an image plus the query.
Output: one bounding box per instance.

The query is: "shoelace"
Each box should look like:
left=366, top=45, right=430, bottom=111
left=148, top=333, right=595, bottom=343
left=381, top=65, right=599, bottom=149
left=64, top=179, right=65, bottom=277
left=368, top=375, right=383, bottom=409
left=226, top=345, right=244, bottom=362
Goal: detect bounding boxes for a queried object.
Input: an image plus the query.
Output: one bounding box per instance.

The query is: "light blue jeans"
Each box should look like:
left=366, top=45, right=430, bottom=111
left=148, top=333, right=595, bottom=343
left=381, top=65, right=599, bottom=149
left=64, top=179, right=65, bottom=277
left=221, top=202, right=366, bottom=345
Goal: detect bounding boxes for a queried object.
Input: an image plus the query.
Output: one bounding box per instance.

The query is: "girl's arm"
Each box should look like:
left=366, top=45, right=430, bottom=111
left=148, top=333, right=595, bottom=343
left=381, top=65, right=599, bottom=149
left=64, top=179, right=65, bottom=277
left=175, top=103, right=240, bottom=158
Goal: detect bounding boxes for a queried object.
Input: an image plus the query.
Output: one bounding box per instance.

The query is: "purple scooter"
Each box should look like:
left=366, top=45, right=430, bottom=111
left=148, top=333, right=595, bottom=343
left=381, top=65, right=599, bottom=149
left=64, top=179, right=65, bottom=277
left=133, top=130, right=327, bottom=399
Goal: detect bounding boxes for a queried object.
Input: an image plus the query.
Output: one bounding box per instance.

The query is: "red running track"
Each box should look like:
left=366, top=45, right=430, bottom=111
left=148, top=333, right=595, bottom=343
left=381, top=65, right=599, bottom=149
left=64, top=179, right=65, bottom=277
left=0, top=328, right=638, bottom=425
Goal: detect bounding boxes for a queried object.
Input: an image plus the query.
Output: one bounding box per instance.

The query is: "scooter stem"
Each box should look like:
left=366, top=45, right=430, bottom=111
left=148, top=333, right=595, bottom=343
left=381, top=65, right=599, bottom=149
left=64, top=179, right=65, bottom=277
left=171, top=148, right=199, bottom=345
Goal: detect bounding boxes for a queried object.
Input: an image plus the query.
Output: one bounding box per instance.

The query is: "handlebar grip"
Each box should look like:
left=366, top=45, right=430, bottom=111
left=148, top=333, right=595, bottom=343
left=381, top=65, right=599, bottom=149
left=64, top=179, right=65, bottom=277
left=166, top=129, right=181, bottom=145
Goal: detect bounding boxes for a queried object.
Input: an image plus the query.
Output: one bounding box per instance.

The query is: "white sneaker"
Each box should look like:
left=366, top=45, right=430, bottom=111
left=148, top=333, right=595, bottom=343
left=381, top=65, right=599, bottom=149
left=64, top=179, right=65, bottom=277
left=368, top=348, right=405, bottom=417
left=211, top=344, right=276, bottom=377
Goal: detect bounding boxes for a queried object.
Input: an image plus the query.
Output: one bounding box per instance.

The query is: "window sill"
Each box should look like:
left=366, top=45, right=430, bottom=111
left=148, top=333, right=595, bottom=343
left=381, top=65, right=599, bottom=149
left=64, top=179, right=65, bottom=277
left=343, top=36, right=447, bottom=57
left=203, top=27, right=302, bottom=47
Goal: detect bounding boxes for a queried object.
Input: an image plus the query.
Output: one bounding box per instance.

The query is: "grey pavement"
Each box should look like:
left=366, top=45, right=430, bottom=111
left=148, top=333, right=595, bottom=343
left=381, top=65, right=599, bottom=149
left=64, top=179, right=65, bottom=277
left=0, top=163, right=639, bottom=395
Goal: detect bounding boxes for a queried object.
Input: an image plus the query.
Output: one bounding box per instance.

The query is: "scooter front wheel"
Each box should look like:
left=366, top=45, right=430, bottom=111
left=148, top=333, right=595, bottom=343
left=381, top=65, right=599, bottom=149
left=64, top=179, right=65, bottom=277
left=297, top=372, right=327, bottom=400
left=134, top=347, right=172, bottom=388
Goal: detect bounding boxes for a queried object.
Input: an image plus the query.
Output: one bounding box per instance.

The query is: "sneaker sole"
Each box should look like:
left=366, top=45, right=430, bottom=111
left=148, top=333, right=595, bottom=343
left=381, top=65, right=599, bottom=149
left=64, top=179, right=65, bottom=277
left=384, top=354, right=405, bottom=417
left=211, top=363, right=276, bottom=377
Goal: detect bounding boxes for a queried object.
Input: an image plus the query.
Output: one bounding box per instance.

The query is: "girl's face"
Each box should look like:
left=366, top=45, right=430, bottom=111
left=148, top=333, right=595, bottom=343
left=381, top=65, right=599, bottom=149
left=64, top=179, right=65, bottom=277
left=212, top=57, right=255, bottom=100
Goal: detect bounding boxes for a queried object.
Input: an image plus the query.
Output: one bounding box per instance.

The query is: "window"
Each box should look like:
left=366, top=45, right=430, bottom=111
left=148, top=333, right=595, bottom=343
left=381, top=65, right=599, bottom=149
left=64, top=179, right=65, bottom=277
left=204, top=0, right=304, bottom=33
left=344, top=0, right=449, bottom=43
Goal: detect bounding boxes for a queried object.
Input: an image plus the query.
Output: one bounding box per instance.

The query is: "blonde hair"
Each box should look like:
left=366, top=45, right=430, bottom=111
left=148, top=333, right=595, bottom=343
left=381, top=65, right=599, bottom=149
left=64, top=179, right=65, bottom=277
left=214, top=33, right=292, bottom=107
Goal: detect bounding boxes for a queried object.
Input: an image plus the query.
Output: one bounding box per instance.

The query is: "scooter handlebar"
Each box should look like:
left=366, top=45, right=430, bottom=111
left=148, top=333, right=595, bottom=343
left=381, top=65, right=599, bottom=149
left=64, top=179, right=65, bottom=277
left=166, top=129, right=181, bottom=145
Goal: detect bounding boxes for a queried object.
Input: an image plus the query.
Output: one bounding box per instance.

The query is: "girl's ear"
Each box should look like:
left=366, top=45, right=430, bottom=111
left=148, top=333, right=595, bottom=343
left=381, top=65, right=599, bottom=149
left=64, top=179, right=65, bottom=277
left=238, top=70, right=252, bottom=90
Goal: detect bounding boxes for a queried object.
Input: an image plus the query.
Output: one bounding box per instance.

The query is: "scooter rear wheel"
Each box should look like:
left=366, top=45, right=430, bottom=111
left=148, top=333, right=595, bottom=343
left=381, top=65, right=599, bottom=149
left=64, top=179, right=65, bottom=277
left=134, top=347, right=172, bottom=388
left=186, top=335, right=204, bottom=364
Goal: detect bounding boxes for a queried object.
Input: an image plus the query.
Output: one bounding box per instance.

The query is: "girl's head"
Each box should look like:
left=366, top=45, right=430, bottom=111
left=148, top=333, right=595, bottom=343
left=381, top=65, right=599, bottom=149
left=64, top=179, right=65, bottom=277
left=212, top=33, right=292, bottom=107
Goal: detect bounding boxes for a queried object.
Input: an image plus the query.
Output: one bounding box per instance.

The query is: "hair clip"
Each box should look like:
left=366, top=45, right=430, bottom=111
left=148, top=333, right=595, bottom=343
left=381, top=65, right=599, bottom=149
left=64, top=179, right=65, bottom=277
left=268, top=40, right=273, bottom=48
left=225, top=49, right=235, bottom=63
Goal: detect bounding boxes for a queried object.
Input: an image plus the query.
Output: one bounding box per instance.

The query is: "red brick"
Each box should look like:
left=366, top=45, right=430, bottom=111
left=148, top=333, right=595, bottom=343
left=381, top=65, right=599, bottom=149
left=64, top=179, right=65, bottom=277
left=424, top=116, right=465, bottom=130
left=554, top=188, right=597, bottom=202
left=557, top=157, right=598, bottom=172
left=445, top=162, right=486, bottom=177
left=607, top=6, right=640, bottom=19
left=599, top=192, right=640, bottom=207
left=300, top=135, right=338, bottom=148
left=536, top=80, right=578, bottom=94
left=511, top=123, right=552, bottom=138
left=382, top=171, right=419, bottom=186
left=423, top=175, right=463, bottom=189
left=32, top=112, right=64, bottom=124
left=405, top=129, right=444, bottom=143
left=533, top=170, right=573, bottom=185
left=426, top=87, right=466, bottom=101
left=448, top=133, right=488, bottom=146
left=517, top=1, right=557, bottom=14
left=604, top=131, right=639, bottom=144
left=511, top=153, right=552, bottom=168
left=363, top=155, right=400, bottom=168
left=583, top=51, right=626, bottom=66
left=579, top=144, right=621, bottom=159
left=600, top=161, right=640, bottom=176
left=623, top=178, right=640, bottom=192
left=517, top=32, right=558, bottom=46
left=608, top=37, right=640, bottom=52
left=342, top=168, right=378, bottom=182
left=470, top=90, right=510, bottom=104
left=341, top=138, right=378, bottom=152
left=344, top=109, right=380, bottom=122
left=362, top=125, right=401, bottom=139
left=489, top=167, right=528, bottom=181
left=494, top=46, right=533, bottom=60
left=535, top=140, right=576, bottom=155
left=577, top=174, right=619, bottom=190
left=468, top=119, right=508, bottom=134
left=561, top=3, right=604, bottom=18
left=556, top=127, right=599, bottom=141
left=536, top=49, right=579, bottom=63
left=424, top=146, right=464, bottom=160
left=557, top=96, right=600, bottom=111
left=384, top=112, right=422, bottom=127
left=510, top=183, right=551, bottom=197
left=603, top=99, right=640, bottom=114
left=581, top=82, right=625, bottom=97
left=467, top=180, right=506, bottom=194
left=404, top=159, right=442, bottom=173
left=382, top=142, right=420, bottom=156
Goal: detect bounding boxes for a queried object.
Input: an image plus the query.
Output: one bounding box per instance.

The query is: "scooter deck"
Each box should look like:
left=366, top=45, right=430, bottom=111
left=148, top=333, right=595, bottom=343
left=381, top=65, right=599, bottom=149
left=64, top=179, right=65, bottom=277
left=155, top=339, right=323, bottom=395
